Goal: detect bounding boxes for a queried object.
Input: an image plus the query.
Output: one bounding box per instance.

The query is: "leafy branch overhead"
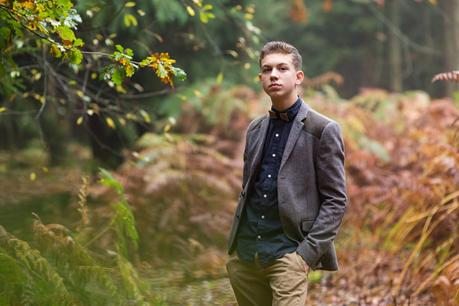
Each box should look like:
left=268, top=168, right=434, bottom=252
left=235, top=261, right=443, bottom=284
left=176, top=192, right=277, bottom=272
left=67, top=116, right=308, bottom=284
left=0, top=0, right=187, bottom=91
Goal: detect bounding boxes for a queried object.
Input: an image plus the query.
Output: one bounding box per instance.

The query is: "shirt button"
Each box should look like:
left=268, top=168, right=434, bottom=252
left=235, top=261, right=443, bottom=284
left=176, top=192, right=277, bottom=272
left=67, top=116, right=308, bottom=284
left=257, top=235, right=261, bottom=239
left=272, top=153, right=276, bottom=157
left=275, top=133, right=279, bottom=137
left=263, top=194, right=267, bottom=198
left=268, top=174, right=272, bottom=178
left=261, top=215, right=265, bottom=219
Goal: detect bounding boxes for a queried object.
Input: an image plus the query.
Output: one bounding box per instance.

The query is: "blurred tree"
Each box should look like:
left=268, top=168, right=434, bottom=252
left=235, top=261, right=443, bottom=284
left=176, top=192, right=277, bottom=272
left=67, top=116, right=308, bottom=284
left=250, top=0, right=449, bottom=98
left=387, top=0, right=402, bottom=92
left=0, top=0, right=259, bottom=167
left=441, top=0, right=459, bottom=96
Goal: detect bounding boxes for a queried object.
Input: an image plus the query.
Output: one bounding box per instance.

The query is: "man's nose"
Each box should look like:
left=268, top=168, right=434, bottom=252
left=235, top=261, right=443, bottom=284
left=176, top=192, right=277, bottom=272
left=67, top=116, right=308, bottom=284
left=270, top=68, right=279, bottom=79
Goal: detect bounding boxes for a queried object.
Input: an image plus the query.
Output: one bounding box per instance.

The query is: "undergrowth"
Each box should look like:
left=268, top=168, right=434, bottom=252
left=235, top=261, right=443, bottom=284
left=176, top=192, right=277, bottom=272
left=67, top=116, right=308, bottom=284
left=0, top=169, right=163, bottom=306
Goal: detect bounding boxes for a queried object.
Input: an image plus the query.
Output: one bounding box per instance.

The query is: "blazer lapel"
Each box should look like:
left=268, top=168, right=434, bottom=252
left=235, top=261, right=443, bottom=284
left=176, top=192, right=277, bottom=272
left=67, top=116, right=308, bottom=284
left=279, top=102, right=310, bottom=171
left=248, top=115, right=269, bottom=176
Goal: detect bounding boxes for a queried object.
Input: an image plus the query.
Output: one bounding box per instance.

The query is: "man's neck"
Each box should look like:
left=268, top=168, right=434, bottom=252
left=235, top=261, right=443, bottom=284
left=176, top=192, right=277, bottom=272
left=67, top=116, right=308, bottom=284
left=271, top=94, right=298, bottom=112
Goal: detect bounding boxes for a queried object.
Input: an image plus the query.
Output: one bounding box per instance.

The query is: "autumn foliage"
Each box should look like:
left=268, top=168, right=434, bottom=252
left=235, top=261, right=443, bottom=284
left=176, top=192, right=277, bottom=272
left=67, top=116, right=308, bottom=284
left=91, top=85, right=458, bottom=304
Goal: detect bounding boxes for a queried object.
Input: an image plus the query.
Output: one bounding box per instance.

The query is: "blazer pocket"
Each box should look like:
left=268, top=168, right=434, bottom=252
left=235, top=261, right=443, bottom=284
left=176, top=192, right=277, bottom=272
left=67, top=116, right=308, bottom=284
left=301, top=220, right=315, bottom=234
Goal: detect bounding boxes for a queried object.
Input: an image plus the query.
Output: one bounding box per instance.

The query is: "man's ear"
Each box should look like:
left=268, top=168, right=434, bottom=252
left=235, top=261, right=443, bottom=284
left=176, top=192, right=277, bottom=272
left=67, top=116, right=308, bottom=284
left=295, top=70, right=304, bottom=85
left=258, top=73, right=262, bottom=80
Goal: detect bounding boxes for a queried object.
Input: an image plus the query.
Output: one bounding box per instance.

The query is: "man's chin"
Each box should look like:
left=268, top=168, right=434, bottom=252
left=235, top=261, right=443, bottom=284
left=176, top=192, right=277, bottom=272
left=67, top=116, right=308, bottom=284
left=267, top=91, right=285, bottom=99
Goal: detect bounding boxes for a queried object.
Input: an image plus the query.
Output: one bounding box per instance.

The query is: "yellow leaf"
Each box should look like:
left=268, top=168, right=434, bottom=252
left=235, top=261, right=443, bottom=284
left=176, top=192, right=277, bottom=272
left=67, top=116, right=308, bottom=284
left=164, top=123, right=171, bottom=133
left=186, top=6, right=195, bottom=16
left=123, top=14, right=138, bottom=27
left=106, top=117, right=116, bottom=129
left=244, top=13, right=253, bottom=20
left=0, top=107, right=7, bottom=113
left=76, top=116, right=83, bottom=125
left=119, top=118, right=126, bottom=126
left=216, top=72, right=223, bottom=84
left=42, top=167, right=49, bottom=173
left=87, top=109, right=94, bottom=116
left=22, top=0, right=34, bottom=9
left=115, top=85, right=127, bottom=94
left=126, top=113, right=137, bottom=120
left=30, top=172, right=37, bottom=181
left=194, top=90, right=202, bottom=97
left=192, top=0, right=202, bottom=7
left=125, top=64, right=135, bottom=77
left=140, top=110, right=151, bottom=123
left=125, top=1, right=136, bottom=8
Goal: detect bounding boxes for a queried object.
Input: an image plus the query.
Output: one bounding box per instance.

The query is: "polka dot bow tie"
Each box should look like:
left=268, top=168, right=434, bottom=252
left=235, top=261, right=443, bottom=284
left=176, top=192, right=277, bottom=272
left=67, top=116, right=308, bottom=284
left=268, top=110, right=290, bottom=122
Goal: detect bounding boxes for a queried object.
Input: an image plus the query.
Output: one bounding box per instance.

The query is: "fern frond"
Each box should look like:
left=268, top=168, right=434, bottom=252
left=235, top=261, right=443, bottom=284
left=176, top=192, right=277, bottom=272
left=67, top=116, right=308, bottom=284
left=0, top=227, right=76, bottom=305
left=32, top=217, right=122, bottom=302
left=113, top=199, right=140, bottom=258
left=116, top=255, right=148, bottom=304
left=432, top=70, right=459, bottom=83
left=78, top=175, right=90, bottom=229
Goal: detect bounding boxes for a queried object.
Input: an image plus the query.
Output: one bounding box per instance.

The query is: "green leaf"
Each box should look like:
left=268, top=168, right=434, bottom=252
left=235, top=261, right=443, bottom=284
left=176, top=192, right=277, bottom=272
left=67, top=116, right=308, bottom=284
left=69, top=49, right=83, bottom=64
left=172, top=67, right=187, bottom=81
left=111, top=68, right=124, bottom=85
left=0, top=27, right=11, bottom=49
left=99, top=168, right=124, bottom=194
left=56, top=26, right=75, bottom=41
left=125, top=48, right=134, bottom=57
left=73, top=38, right=84, bottom=47
left=115, top=44, right=124, bottom=52
left=139, top=58, right=150, bottom=67
left=123, top=14, right=138, bottom=27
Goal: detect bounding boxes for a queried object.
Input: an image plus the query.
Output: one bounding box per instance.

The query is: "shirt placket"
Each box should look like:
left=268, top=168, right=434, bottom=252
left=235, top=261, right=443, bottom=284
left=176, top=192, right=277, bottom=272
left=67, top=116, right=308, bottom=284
left=256, top=123, right=283, bottom=261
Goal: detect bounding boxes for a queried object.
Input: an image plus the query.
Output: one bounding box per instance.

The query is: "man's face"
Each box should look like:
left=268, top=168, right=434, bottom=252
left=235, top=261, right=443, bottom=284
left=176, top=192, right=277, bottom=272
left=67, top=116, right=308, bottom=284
left=259, top=53, right=304, bottom=102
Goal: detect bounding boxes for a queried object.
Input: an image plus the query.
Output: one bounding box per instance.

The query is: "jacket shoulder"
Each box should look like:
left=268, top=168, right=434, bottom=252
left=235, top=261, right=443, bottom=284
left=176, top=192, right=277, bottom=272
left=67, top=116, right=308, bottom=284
left=246, top=115, right=266, bottom=133
left=302, top=108, right=337, bottom=139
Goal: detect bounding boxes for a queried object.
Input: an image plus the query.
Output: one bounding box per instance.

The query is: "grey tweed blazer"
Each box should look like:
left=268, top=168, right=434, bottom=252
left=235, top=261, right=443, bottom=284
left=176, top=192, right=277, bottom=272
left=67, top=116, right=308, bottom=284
left=228, top=100, right=348, bottom=271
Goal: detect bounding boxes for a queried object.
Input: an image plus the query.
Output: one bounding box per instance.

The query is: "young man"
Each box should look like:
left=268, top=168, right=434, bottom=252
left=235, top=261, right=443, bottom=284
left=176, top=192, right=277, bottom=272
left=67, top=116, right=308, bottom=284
left=226, top=41, right=348, bottom=306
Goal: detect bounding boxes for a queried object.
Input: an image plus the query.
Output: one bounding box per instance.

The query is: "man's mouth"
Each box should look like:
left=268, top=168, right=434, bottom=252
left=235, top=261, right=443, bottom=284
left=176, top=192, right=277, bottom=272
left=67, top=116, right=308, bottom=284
left=269, top=83, right=281, bottom=88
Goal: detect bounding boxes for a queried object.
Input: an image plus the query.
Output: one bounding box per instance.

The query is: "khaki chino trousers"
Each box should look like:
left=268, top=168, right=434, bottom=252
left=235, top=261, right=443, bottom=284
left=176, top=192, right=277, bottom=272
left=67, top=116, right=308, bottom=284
left=226, top=251, right=310, bottom=306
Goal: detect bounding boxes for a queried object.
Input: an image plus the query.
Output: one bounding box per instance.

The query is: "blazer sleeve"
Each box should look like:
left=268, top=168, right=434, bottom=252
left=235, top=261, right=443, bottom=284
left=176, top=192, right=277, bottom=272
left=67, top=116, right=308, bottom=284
left=296, top=121, right=348, bottom=269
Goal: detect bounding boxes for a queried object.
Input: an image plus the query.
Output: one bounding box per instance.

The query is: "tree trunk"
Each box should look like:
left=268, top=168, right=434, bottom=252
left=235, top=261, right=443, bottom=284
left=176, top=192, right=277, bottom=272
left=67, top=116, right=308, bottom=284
left=387, top=0, right=402, bottom=92
left=443, top=0, right=459, bottom=96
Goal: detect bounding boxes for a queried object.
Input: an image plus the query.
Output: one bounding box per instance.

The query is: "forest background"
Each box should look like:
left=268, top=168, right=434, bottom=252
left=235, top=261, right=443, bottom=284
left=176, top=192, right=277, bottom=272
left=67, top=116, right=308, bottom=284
left=0, top=0, right=458, bottom=305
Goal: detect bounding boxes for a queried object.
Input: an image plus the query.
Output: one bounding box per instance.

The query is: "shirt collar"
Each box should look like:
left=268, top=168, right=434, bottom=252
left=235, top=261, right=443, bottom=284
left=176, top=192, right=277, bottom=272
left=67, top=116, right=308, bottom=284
left=269, top=97, right=302, bottom=122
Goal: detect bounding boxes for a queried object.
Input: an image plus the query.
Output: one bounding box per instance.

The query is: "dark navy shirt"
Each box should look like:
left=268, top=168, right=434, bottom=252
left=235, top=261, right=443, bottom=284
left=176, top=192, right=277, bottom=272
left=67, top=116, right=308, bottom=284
left=236, top=97, right=302, bottom=266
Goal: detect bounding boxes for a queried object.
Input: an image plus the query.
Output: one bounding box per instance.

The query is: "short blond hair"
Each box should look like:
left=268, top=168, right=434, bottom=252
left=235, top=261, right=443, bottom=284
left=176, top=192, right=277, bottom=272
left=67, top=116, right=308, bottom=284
left=259, top=41, right=302, bottom=71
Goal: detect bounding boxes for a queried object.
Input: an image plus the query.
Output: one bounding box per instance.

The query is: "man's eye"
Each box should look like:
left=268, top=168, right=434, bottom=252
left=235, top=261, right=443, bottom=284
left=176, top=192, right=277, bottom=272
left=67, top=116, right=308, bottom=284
left=280, top=67, right=288, bottom=71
